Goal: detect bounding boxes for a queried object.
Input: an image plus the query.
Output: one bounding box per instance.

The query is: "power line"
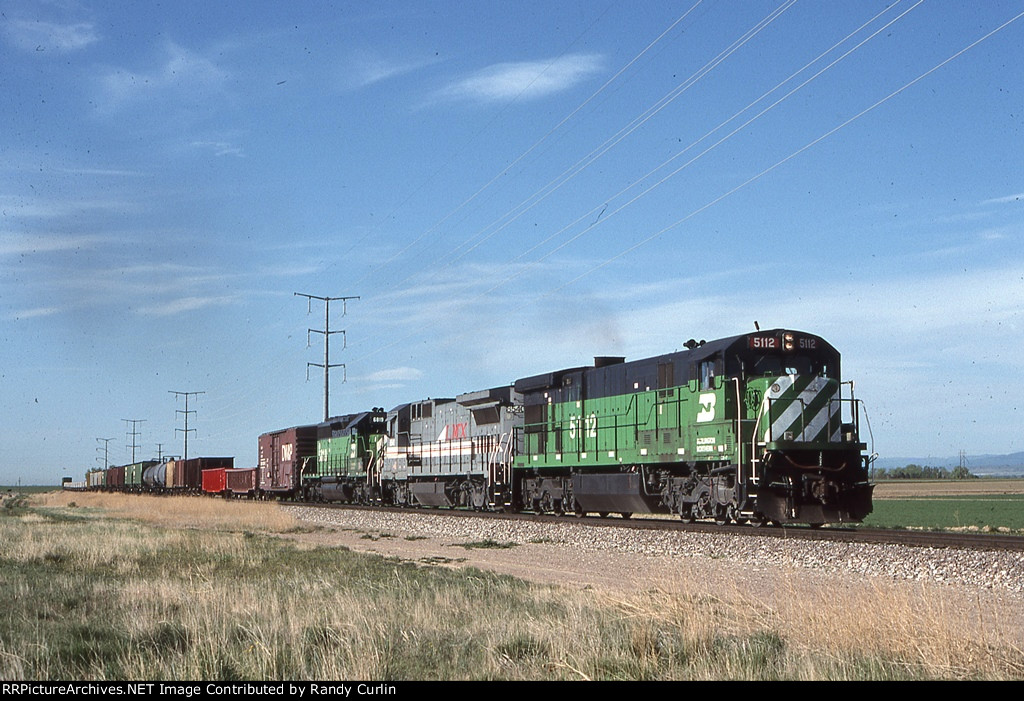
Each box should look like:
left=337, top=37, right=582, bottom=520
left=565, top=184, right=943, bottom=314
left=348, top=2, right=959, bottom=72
left=344, top=2, right=1017, bottom=366
left=434, top=0, right=794, bottom=273
left=483, top=0, right=919, bottom=298
left=551, top=7, right=1024, bottom=294
left=342, top=1, right=807, bottom=364
left=344, top=1, right=630, bottom=290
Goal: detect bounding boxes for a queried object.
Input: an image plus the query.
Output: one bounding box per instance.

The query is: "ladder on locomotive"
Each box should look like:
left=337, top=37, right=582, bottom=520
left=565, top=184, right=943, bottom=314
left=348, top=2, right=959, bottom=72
left=488, top=431, right=514, bottom=500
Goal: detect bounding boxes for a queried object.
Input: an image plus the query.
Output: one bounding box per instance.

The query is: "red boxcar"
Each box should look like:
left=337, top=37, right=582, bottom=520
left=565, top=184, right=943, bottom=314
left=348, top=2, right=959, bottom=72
left=226, top=467, right=259, bottom=496
left=202, top=468, right=227, bottom=495
left=258, top=425, right=317, bottom=497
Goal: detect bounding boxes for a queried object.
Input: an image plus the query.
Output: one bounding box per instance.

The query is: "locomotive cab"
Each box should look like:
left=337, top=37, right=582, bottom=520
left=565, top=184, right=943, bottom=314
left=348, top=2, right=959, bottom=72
left=734, top=331, right=873, bottom=525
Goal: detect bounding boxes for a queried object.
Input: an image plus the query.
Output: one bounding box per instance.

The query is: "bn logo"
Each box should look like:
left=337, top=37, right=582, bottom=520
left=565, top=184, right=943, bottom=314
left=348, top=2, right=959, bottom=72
left=696, top=393, right=716, bottom=423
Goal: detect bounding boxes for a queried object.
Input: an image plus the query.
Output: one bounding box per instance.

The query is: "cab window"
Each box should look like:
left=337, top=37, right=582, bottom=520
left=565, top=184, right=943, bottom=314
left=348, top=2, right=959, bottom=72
left=700, top=360, right=715, bottom=390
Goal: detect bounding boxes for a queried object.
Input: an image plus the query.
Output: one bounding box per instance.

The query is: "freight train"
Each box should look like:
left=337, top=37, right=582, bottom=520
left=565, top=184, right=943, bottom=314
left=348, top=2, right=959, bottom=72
left=78, top=329, right=874, bottom=526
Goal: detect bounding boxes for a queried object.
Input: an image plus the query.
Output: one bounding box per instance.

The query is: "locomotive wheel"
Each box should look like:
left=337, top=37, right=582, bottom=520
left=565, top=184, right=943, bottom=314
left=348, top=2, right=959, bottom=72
left=598, top=511, right=610, bottom=519
left=619, top=512, right=632, bottom=520
left=539, top=492, right=554, bottom=514
left=470, top=485, right=487, bottom=511
left=574, top=501, right=586, bottom=518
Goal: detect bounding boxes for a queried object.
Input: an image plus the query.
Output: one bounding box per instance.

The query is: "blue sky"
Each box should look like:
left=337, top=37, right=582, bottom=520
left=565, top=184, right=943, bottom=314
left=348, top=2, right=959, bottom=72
left=2, top=1, right=1023, bottom=483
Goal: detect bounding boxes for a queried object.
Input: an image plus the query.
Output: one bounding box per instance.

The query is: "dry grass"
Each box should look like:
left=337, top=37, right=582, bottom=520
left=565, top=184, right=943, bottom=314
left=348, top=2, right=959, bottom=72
left=4, top=492, right=1023, bottom=680
left=595, top=571, right=1024, bottom=680
left=36, top=490, right=299, bottom=532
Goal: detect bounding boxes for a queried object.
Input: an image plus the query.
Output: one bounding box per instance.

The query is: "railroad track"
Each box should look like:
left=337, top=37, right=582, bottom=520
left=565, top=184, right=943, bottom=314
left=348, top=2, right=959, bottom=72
left=284, top=501, right=1024, bottom=552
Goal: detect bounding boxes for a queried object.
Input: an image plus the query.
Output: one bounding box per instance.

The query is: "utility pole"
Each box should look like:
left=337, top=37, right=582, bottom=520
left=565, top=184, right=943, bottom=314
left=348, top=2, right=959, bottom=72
left=295, top=292, right=358, bottom=421
left=123, top=419, right=145, bottom=464
left=96, top=437, right=115, bottom=469
left=170, top=390, right=205, bottom=462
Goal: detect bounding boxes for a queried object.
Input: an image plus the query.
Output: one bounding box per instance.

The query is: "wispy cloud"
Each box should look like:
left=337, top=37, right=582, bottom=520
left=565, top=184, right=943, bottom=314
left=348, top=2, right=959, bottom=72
left=9, top=306, right=61, bottom=321
left=2, top=19, right=99, bottom=53
left=439, top=53, right=603, bottom=103
left=365, top=367, right=423, bottom=383
left=0, top=194, right=139, bottom=220
left=191, top=141, right=245, bottom=158
left=982, top=192, right=1024, bottom=206
left=346, top=52, right=440, bottom=89
left=50, top=167, right=146, bottom=177
left=97, top=41, right=229, bottom=112
left=135, top=295, right=236, bottom=317
left=0, top=233, right=109, bottom=256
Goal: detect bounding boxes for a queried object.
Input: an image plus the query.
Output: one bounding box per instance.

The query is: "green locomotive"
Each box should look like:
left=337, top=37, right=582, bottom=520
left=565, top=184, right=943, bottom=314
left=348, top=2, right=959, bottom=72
left=303, top=408, right=388, bottom=503
left=514, top=329, right=873, bottom=526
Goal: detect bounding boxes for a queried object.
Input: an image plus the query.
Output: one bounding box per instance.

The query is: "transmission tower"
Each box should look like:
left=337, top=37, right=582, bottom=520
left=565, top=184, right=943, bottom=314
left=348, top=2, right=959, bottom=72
left=295, top=292, right=358, bottom=421
left=123, top=419, right=145, bottom=463
left=96, top=437, right=115, bottom=469
left=170, top=390, right=205, bottom=462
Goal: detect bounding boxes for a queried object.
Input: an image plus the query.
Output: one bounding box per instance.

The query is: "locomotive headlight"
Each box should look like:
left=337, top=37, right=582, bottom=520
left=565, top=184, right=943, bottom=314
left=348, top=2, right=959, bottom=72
left=783, top=332, right=794, bottom=351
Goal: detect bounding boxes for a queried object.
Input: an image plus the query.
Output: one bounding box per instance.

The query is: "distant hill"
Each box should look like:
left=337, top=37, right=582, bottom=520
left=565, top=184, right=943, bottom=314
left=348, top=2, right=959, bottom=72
left=874, top=452, right=1024, bottom=477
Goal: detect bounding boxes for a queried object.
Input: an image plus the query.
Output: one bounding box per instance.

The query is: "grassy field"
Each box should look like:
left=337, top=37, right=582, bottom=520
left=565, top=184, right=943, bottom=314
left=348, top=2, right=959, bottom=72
left=1, top=485, right=60, bottom=494
left=2, top=490, right=1023, bottom=680
left=865, top=479, right=1024, bottom=532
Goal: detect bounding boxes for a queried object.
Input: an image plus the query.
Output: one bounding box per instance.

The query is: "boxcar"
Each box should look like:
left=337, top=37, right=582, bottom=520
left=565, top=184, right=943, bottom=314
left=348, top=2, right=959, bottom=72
left=202, top=467, right=227, bottom=495
left=170, top=457, right=234, bottom=491
left=86, top=469, right=106, bottom=490
left=258, top=426, right=317, bottom=498
left=123, top=461, right=159, bottom=491
left=225, top=467, right=258, bottom=497
left=107, top=465, right=125, bottom=490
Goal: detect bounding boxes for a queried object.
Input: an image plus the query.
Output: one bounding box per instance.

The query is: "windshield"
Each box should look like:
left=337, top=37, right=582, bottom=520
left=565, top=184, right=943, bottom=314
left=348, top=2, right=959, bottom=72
left=750, top=355, right=825, bottom=377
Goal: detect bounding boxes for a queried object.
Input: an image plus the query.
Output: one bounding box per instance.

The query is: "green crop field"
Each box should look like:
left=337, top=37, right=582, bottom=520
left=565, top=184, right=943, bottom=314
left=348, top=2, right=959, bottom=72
left=861, top=494, right=1024, bottom=532
left=1, top=485, right=58, bottom=494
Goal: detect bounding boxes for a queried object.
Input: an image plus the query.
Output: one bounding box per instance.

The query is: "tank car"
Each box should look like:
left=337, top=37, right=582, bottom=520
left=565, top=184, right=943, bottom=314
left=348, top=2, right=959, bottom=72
left=142, top=461, right=167, bottom=490
left=513, top=329, right=872, bottom=526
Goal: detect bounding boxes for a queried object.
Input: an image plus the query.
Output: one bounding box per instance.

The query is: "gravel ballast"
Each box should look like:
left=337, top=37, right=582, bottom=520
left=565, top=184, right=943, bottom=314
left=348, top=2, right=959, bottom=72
left=283, top=505, right=1024, bottom=596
